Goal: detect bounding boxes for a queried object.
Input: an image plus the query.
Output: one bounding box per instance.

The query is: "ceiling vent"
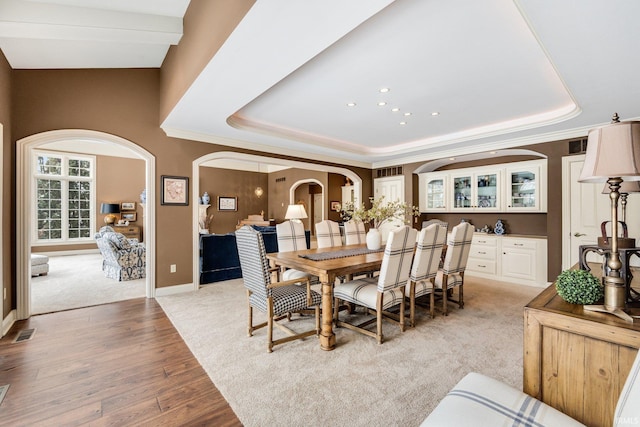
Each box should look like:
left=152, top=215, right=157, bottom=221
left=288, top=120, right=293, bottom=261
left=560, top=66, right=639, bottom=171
left=568, top=137, right=588, bottom=154
left=375, top=166, right=403, bottom=178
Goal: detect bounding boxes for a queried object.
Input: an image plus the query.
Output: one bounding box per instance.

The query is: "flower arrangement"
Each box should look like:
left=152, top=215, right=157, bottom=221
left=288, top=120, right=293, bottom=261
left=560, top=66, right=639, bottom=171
left=555, top=269, right=603, bottom=305
left=199, top=213, right=214, bottom=232
left=341, top=196, right=420, bottom=229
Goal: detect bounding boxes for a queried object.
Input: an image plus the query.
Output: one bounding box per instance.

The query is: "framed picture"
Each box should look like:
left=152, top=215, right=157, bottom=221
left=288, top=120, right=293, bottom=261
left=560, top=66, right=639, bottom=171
left=121, top=202, right=135, bottom=211
left=121, top=212, right=137, bottom=222
left=330, top=201, right=341, bottom=211
left=161, top=175, right=189, bottom=206
left=218, top=196, right=237, bottom=211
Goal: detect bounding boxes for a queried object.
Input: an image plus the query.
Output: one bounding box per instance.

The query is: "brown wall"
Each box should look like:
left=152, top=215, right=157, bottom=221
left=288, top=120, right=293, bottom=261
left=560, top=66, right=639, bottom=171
left=0, top=50, right=13, bottom=317
left=199, top=166, right=269, bottom=233
left=159, top=0, right=255, bottom=122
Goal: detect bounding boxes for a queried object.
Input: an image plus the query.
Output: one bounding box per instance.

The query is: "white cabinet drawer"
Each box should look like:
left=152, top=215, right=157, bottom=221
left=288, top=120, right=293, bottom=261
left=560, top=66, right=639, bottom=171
left=502, top=239, right=537, bottom=250
left=469, top=246, right=496, bottom=260
left=472, top=235, right=497, bottom=247
left=467, top=259, right=497, bottom=275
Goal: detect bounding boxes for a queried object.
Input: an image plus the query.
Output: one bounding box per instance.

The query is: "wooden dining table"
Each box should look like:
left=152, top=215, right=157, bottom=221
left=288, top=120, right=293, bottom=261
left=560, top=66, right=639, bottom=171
left=266, top=244, right=385, bottom=351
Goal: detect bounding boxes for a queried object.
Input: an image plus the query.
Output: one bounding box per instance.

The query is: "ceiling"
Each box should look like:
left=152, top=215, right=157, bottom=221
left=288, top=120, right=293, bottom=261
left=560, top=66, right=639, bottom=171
left=2, top=0, right=639, bottom=169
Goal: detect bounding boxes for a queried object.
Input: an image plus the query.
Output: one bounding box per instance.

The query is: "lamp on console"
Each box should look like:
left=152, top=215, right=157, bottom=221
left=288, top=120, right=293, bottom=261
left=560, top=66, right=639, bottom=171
left=100, top=203, right=120, bottom=225
left=284, top=204, right=308, bottom=223
left=579, top=113, right=640, bottom=322
left=602, top=180, right=640, bottom=224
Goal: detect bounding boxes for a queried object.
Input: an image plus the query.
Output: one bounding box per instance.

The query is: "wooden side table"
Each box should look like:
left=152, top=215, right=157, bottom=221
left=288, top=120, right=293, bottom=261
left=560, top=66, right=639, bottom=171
left=114, top=225, right=142, bottom=242
left=524, top=285, right=640, bottom=427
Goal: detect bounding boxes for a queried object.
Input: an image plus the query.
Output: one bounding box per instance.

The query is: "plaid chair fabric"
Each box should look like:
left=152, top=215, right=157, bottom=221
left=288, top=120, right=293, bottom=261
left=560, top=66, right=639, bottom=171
left=405, top=223, right=447, bottom=325
left=344, top=219, right=366, bottom=245
left=434, top=221, right=473, bottom=315
left=333, top=225, right=417, bottom=344
left=276, top=221, right=318, bottom=283
left=315, top=220, right=342, bottom=248
left=421, top=219, right=448, bottom=232
left=235, top=226, right=321, bottom=352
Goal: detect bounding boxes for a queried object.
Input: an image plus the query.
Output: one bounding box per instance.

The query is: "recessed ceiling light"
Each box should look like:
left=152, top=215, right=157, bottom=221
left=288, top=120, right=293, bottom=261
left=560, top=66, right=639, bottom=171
left=377, top=101, right=387, bottom=106
left=379, top=88, right=390, bottom=93
left=399, top=121, right=407, bottom=125
left=449, top=157, right=456, bottom=161
left=490, top=151, right=497, bottom=154
left=391, top=107, right=400, bottom=112
left=347, top=102, right=356, bottom=107
left=403, top=112, right=412, bottom=116
left=431, top=112, right=440, bottom=116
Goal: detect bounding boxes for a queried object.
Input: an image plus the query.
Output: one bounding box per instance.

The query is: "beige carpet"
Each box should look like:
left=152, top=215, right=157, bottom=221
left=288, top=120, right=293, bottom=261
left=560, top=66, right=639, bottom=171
left=157, top=276, right=542, bottom=427
left=31, top=253, right=146, bottom=314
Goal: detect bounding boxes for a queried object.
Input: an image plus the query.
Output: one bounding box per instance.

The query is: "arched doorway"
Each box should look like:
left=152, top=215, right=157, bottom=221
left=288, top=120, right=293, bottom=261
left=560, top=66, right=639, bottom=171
left=16, top=130, right=156, bottom=320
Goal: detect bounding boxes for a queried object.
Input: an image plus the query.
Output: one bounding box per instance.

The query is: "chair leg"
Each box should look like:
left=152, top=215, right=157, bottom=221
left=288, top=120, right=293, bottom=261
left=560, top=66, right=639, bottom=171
left=429, top=278, right=436, bottom=318
left=247, top=290, right=254, bottom=337
left=409, top=281, right=416, bottom=327
left=267, top=297, right=274, bottom=353
left=459, top=283, right=464, bottom=309
left=442, top=274, right=449, bottom=316
left=399, top=294, right=405, bottom=333
left=376, top=296, right=383, bottom=344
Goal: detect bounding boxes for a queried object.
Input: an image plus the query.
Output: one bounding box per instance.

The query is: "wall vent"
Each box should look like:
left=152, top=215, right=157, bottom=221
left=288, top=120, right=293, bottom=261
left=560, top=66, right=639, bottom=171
left=375, top=166, right=403, bottom=178
left=568, top=137, right=588, bottom=154
left=275, top=177, right=286, bottom=183
left=0, top=384, right=9, bottom=406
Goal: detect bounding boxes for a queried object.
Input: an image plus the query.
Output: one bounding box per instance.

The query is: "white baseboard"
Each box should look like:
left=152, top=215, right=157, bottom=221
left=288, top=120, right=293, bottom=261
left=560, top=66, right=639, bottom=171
left=2, top=309, right=17, bottom=337
left=155, top=283, right=196, bottom=297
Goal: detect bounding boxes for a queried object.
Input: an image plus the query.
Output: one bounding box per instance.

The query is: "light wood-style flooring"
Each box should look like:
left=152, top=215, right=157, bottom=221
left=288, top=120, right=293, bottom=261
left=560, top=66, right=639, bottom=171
left=0, top=298, right=241, bottom=426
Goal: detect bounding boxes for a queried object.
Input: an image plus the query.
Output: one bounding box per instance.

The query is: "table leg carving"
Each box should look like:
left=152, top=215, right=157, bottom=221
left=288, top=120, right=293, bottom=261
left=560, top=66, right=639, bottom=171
left=320, top=273, right=336, bottom=351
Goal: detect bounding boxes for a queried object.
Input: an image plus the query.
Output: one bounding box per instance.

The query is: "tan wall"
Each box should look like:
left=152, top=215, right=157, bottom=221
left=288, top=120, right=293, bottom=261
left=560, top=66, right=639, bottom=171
left=0, top=50, right=13, bottom=317
left=159, top=0, right=255, bottom=122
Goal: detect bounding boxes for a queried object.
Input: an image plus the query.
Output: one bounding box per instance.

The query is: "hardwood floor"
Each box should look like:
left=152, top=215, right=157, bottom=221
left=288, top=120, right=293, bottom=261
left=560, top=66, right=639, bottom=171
left=0, top=298, right=241, bottom=426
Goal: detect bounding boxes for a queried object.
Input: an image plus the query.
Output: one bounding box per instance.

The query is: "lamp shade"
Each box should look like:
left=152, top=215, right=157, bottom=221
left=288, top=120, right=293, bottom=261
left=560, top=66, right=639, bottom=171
left=579, top=119, right=640, bottom=183
left=284, top=204, right=307, bottom=220
left=100, top=203, right=120, bottom=214
left=601, top=180, right=640, bottom=194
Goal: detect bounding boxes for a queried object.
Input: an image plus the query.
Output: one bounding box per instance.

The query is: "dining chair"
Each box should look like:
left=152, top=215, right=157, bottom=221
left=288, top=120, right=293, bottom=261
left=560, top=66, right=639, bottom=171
left=235, top=226, right=321, bottom=353
left=421, top=343, right=640, bottom=426
left=333, top=225, right=417, bottom=344
left=344, top=219, right=366, bottom=245
left=315, top=219, right=342, bottom=249
left=405, top=223, right=447, bottom=326
left=434, top=221, right=473, bottom=316
left=421, top=219, right=448, bottom=232
left=276, top=220, right=316, bottom=282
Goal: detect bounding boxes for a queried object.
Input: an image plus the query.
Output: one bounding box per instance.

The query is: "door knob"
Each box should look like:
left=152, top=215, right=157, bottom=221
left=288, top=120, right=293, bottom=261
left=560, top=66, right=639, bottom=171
left=573, top=232, right=586, bottom=237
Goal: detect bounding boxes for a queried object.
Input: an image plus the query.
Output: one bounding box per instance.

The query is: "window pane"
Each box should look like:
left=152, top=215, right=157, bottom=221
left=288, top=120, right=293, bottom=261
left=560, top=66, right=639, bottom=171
left=36, top=156, right=62, bottom=175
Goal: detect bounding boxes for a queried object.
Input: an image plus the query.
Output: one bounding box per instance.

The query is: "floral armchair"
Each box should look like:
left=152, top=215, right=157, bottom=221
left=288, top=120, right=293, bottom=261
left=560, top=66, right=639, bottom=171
left=95, top=226, right=146, bottom=281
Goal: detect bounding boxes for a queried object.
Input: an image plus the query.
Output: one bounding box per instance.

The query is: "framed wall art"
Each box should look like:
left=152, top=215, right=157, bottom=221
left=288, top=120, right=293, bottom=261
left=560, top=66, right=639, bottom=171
left=161, top=175, right=189, bottom=206
left=121, top=212, right=137, bottom=221
left=330, top=201, right=341, bottom=211
left=218, top=196, right=237, bottom=211
left=121, top=202, right=135, bottom=211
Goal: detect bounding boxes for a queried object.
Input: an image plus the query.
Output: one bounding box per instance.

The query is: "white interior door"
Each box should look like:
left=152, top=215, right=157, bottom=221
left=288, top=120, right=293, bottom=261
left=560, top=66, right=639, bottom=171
left=313, top=193, right=322, bottom=231
left=374, top=176, right=405, bottom=242
left=562, top=155, right=610, bottom=269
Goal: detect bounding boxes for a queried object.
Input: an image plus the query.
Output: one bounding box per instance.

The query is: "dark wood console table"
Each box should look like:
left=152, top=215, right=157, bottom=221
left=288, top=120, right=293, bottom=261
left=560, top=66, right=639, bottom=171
left=524, top=284, right=640, bottom=427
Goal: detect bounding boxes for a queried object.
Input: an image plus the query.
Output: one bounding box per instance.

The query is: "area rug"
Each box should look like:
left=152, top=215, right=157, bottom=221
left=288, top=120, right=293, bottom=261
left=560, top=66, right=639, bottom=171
left=156, top=277, right=541, bottom=427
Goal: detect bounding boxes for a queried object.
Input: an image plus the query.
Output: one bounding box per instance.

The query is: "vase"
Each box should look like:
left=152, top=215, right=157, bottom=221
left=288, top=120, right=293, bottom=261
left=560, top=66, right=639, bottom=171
left=494, top=219, right=505, bottom=235
left=139, top=189, right=146, bottom=205
left=366, top=228, right=382, bottom=250
left=202, top=192, right=210, bottom=205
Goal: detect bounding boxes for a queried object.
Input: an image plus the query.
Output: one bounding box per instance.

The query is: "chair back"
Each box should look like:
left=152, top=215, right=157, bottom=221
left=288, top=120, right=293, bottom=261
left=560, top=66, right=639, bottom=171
left=276, top=221, right=307, bottom=252
left=315, top=220, right=342, bottom=248
left=442, top=222, right=473, bottom=274
left=422, top=219, right=448, bottom=232
left=614, top=349, right=640, bottom=426
left=411, top=223, right=447, bottom=282
left=377, top=225, right=417, bottom=292
left=344, top=219, right=366, bottom=245
left=235, top=226, right=271, bottom=300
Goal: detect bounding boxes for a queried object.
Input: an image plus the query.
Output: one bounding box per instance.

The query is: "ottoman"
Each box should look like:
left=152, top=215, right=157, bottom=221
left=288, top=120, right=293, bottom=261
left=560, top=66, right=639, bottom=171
left=31, top=254, right=49, bottom=277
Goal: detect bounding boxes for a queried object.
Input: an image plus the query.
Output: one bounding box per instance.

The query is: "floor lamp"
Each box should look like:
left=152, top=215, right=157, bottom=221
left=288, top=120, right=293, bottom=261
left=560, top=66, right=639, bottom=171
left=579, top=114, right=640, bottom=322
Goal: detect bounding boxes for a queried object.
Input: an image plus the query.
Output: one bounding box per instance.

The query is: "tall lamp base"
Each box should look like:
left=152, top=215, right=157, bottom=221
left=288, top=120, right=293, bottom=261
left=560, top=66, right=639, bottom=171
left=583, top=304, right=634, bottom=323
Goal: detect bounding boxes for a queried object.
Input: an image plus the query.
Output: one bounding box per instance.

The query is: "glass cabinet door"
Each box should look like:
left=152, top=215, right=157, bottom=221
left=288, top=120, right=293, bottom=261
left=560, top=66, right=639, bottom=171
left=475, top=173, right=498, bottom=209
left=507, top=167, right=538, bottom=210
left=452, top=175, right=472, bottom=209
left=426, top=177, right=445, bottom=209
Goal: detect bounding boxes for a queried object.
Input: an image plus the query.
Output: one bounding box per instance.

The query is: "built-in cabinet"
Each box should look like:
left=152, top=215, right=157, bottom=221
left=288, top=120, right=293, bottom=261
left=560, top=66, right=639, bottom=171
left=466, top=233, right=547, bottom=287
left=418, top=159, right=547, bottom=213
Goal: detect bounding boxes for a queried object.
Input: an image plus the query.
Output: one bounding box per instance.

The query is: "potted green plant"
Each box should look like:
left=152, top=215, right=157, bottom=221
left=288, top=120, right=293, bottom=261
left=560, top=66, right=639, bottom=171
left=555, top=269, right=603, bottom=305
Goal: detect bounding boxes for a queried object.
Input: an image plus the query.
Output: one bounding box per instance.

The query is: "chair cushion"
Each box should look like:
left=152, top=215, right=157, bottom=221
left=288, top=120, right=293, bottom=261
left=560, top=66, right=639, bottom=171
left=249, top=285, right=321, bottom=316
left=406, top=279, right=434, bottom=299
left=434, top=270, right=463, bottom=290
left=421, top=372, right=585, bottom=427
left=334, top=278, right=405, bottom=310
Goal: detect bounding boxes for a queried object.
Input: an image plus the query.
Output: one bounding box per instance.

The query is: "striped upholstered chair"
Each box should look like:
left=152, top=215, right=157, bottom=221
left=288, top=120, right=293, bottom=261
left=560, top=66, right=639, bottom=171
left=275, top=221, right=316, bottom=282
left=333, top=225, right=417, bottom=344
left=405, top=223, right=447, bottom=326
left=434, top=221, right=473, bottom=316
left=315, top=220, right=342, bottom=249
left=343, top=219, right=366, bottom=245
left=422, top=340, right=640, bottom=426
left=235, top=226, right=321, bottom=353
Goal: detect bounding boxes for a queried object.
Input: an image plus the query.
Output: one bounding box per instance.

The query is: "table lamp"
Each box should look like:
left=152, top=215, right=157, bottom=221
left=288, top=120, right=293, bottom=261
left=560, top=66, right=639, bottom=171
left=579, top=113, right=640, bottom=322
left=285, top=204, right=308, bottom=223
left=602, top=180, right=640, bottom=224
left=100, top=203, right=120, bottom=225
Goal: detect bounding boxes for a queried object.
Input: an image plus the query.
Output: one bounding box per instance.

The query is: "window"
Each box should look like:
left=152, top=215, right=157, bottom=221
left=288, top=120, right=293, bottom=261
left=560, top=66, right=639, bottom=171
left=33, top=151, right=95, bottom=244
